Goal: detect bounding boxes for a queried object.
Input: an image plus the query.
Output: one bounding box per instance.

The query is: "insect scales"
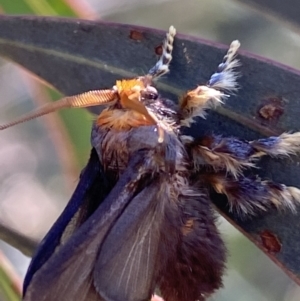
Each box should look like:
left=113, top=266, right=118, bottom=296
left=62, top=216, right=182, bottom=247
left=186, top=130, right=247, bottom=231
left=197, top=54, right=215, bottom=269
left=1, top=26, right=300, bottom=301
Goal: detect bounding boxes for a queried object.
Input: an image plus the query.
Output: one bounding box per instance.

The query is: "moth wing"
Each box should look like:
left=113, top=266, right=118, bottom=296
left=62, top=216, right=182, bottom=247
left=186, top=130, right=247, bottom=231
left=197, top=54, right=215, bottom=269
left=24, top=232, right=106, bottom=301
left=93, top=179, right=164, bottom=301
left=23, top=154, right=148, bottom=301
left=23, top=149, right=107, bottom=293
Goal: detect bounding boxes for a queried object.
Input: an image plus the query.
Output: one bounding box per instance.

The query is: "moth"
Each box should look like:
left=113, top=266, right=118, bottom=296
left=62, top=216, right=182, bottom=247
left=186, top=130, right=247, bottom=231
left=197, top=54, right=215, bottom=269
left=1, top=26, right=300, bottom=301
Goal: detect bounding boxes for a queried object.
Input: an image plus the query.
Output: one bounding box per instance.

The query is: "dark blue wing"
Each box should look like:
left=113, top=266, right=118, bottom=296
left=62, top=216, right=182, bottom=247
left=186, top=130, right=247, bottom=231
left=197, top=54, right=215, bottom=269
left=23, top=148, right=108, bottom=295
left=23, top=152, right=151, bottom=301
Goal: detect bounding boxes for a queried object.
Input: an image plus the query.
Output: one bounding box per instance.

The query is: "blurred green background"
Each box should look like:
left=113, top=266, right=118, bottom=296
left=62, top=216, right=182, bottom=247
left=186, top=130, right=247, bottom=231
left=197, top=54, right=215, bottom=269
left=0, top=0, right=300, bottom=300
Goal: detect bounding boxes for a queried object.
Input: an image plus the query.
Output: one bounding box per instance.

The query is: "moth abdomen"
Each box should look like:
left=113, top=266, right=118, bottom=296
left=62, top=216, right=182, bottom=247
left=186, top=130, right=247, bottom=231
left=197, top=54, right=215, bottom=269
left=158, top=175, right=226, bottom=301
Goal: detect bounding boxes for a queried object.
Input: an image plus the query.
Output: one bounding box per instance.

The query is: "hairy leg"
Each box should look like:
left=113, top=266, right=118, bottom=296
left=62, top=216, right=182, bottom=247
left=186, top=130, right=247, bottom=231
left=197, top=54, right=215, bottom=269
left=201, top=173, right=300, bottom=218
left=182, top=132, right=300, bottom=178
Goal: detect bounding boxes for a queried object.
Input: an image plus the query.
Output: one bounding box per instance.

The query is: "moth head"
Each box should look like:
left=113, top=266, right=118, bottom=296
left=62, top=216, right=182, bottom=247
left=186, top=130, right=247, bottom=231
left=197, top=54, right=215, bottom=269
left=0, top=25, right=176, bottom=143
left=112, top=77, right=163, bottom=143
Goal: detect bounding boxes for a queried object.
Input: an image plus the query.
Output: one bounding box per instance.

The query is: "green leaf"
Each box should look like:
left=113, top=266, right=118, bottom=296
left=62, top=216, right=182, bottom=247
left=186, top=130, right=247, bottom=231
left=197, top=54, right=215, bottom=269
left=0, top=0, right=77, bottom=16
left=0, top=15, right=300, bottom=285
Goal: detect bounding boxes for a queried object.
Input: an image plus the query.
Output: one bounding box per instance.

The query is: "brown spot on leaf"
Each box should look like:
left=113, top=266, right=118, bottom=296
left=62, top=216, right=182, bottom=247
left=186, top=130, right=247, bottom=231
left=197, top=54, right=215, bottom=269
left=129, top=30, right=143, bottom=41
left=260, top=230, right=281, bottom=253
left=257, top=97, right=284, bottom=125
left=155, top=45, right=163, bottom=56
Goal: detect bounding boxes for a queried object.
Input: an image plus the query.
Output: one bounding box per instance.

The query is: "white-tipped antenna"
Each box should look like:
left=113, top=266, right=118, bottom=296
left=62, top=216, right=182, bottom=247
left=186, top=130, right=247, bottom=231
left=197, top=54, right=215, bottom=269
left=179, top=40, right=241, bottom=127
left=208, top=40, right=241, bottom=92
left=148, top=26, right=176, bottom=78
left=0, top=89, right=117, bottom=130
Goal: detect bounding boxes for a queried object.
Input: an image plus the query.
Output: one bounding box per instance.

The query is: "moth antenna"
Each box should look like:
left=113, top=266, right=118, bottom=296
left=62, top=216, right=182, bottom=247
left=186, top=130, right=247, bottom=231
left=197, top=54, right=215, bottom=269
left=0, top=89, right=117, bottom=130
left=180, top=40, right=241, bottom=126
left=148, top=26, right=176, bottom=79
left=208, top=40, right=240, bottom=92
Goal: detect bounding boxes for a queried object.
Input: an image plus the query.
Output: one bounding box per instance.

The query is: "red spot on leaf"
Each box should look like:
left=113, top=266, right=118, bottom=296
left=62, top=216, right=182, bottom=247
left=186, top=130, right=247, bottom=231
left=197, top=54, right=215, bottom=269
left=260, top=230, right=281, bottom=253
left=257, top=97, right=284, bottom=124
left=129, top=30, right=143, bottom=41
left=155, top=45, right=163, bottom=56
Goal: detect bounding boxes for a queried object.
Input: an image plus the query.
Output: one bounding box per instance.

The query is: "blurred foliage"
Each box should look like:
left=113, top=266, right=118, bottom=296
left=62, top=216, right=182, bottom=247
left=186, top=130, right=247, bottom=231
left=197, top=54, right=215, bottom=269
left=0, top=1, right=91, bottom=301
left=0, top=0, right=92, bottom=168
left=0, top=0, right=77, bottom=15
left=0, top=267, right=20, bottom=301
left=47, top=89, right=92, bottom=168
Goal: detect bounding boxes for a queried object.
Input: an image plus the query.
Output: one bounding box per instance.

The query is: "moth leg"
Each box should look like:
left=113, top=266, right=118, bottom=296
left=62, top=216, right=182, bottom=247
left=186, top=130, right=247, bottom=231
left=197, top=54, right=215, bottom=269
left=250, top=132, right=300, bottom=158
left=182, top=132, right=300, bottom=178
left=180, top=40, right=240, bottom=126
left=182, top=134, right=257, bottom=178
left=148, top=26, right=176, bottom=79
left=205, top=173, right=300, bottom=218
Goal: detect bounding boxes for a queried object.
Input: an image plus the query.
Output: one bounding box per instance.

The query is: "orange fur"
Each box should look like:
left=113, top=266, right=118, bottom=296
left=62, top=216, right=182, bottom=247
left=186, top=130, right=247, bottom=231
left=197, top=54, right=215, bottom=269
left=97, top=108, right=153, bottom=130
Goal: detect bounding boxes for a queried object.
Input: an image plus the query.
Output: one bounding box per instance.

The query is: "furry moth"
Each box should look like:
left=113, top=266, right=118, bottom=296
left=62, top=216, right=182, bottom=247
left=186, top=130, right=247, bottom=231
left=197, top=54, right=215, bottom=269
left=1, top=26, right=300, bottom=301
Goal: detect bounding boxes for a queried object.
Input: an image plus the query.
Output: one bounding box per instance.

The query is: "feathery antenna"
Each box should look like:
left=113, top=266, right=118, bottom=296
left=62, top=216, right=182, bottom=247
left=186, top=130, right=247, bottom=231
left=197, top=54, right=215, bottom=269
left=179, top=40, right=241, bottom=126
left=148, top=26, right=176, bottom=79
left=208, top=40, right=240, bottom=91
left=0, top=90, right=116, bottom=130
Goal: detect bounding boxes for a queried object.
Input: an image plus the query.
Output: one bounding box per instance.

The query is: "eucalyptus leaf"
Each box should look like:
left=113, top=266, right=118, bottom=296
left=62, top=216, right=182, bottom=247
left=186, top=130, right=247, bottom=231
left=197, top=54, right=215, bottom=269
left=0, top=15, right=300, bottom=285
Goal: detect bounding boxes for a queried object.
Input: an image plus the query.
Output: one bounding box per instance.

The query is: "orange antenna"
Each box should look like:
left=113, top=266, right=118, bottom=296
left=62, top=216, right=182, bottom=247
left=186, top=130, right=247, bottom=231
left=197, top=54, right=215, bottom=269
left=0, top=89, right=117, bottom=130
